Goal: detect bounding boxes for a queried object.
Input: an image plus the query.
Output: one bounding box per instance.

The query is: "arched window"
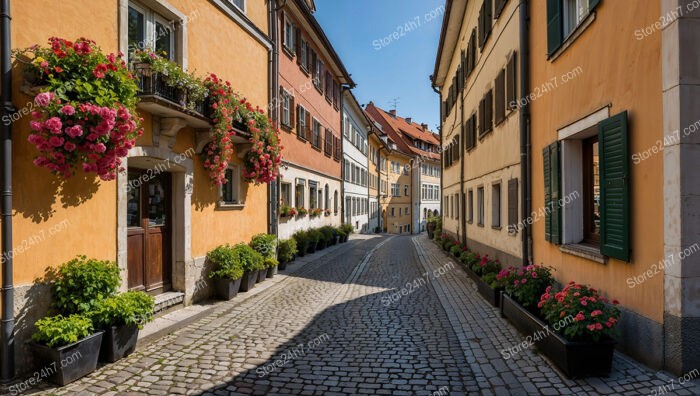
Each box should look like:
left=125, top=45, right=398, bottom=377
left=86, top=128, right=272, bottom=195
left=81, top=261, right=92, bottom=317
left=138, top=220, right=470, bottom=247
left=325, top=184, right=330, bottom=210
left=334, top=190, right=338, bottom=213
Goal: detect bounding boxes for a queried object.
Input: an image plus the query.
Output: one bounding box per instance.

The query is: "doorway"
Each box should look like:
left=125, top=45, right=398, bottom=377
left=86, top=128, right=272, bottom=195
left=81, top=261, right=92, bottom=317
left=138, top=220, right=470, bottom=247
left=126, top=168, right=172, bottom=294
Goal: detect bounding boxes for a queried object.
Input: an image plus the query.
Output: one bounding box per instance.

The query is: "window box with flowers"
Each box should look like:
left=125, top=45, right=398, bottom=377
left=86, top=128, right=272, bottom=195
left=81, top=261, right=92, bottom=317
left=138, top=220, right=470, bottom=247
left=457, top=251, right=503, bottom=308
left=309, top=208, right=323, bottom=218
left=296, top=207, right=308, bottom=218
left=13, top=37, right=143, bottom=181
left=496, top=265, right=621, bottom=378
left=280, top=205, right=297, bottom=218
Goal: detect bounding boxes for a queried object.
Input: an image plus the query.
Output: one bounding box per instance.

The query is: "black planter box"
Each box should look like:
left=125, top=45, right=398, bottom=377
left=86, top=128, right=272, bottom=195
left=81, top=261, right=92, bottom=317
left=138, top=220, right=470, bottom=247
left=239, top=270, right=258, bottom=292
left=266, top=267, right=276, bottom=278
left=307, top=242, right=317, bottom=254
left=257, top=269, right=267, bottom=283
left=500, top=293, right=616, bottom=378
left=278, top=261, right=287, bottom=271
left=461, top=265, right=502, bottom=307
left=30, top=331, right=104, bottom=386
left=99, top=325, right=139, bottom=363
left=213, top=277, right=242, bottom=300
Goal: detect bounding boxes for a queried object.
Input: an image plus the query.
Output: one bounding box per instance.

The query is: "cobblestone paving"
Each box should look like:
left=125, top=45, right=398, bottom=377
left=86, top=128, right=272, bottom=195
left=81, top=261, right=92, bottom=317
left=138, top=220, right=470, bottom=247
left=30, top=234, right=700, bottom=395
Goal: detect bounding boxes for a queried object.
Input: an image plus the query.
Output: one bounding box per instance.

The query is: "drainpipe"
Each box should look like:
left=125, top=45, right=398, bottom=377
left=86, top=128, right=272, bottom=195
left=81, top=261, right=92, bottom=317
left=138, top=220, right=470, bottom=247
left=519, top=0, right=532, bottom=266
left=269, top=0, right=279, bottom=237
left=0, top=0, right=15, bottom=383
left=459, top=98, right=466, bottom=246
left=340, top=87, right=346, bottom=227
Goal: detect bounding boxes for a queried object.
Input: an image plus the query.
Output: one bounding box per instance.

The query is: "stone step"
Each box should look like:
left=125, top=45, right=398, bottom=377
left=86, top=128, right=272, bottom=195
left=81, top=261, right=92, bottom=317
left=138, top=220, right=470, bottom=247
left=154, top=291, right=185, bottom=314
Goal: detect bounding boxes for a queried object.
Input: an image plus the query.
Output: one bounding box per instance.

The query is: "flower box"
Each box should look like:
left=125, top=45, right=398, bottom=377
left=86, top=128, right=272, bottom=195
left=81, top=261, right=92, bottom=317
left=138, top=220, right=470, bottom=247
left=213, top=277, right=242, bottom=300
left=500, top=293, right=616, bottom=378
left=136, top=72, right=185, bottom=106
left=99, top=325, right=139, bottom=363
left=238, top=270, right=258, bottom=292
left=462, top=264, right=503, bottom=308
left=30, top=331, right=104, bottom=386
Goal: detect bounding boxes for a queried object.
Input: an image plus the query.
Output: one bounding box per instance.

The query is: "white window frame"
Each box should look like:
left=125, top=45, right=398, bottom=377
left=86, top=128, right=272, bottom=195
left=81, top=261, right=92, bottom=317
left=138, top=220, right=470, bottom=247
left=563, top=0, right=589, bottom=38
left=219, top=165, right=243, bottom=207
left=227, top=0, right=245, bottom=13
left=125, top=1, right=186, bottom=66
left=281, top=89, right=292, bottom=127
left=492, top=182, right=501, bottom=228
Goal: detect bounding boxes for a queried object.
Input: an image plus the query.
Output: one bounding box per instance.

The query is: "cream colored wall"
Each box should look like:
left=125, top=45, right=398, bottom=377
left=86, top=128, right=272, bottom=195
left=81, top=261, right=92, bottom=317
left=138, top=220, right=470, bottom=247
left=530, top=0, right=664, bottom=322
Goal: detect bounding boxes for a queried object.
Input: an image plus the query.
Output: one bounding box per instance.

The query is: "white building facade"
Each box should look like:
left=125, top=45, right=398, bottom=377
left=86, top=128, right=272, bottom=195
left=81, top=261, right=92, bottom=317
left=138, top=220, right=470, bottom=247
left=342, top=91, right=370, bottom=233
left=414, top=160, right=442, bottom=233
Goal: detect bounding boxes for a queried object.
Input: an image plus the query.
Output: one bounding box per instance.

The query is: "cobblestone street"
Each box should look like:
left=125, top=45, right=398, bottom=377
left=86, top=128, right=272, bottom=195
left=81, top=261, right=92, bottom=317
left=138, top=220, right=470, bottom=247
left=36, top=235, right=700, bottom=396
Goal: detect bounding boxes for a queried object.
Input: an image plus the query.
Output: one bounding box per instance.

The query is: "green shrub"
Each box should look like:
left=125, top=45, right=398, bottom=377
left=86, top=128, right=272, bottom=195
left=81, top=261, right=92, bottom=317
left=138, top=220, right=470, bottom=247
left=340, top=224, right=354, bottom=235
left=449, top=244, right=463, bottom=257
left=293, top=231, right=309, bottom=253
left=307, top=229, right=321, bottom=244
left=250, top=234, right=277, bottom=259
left=53, top=256, right=121, bottom=315
left=319, top=226, right=335, bottom=244
left=207, top=244, right=245, bottom=280
left=89, top=291, right=155, bottom=330
left=32, top=314, right=93, bottom=348
left=278, top=238, right=297, bottom=263
left=336, top=229, right=347, bottom=239
left=264, top=257, right=279, bottom=269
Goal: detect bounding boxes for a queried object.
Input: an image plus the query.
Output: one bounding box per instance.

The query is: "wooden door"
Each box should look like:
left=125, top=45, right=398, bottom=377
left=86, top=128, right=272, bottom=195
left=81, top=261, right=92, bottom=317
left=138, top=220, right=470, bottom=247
left=127, top=169, right=172, bottom=294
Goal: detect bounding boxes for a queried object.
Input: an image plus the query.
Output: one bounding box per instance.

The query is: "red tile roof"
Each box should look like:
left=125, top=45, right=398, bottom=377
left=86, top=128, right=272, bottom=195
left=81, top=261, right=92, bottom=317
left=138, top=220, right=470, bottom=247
left=365, top=103, right=440, bottom=160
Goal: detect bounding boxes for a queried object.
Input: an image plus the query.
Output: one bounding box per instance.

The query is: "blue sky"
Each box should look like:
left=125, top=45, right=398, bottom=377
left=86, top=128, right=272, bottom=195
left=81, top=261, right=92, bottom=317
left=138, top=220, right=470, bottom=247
left=314, top=0, right=445, bottom=133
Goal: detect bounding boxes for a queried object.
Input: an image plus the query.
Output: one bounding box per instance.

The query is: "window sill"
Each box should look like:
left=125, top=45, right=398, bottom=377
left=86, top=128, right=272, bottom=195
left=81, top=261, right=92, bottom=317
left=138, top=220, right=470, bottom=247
left=300, top=66, right=310, bottom=76
left=282, top=46, right=295, bottom=60
left=296, top=135, right=307, bottom=143
left=549, top=12, right=596, bottom=62
left=281, top=123, right=293, bottom=133
left=478, top=129, right=492, bottom=141
left=477, top=222, right=484, bottom=228
left=311, top=145, right=322, bottom=152
left=217, top=202, right=245, bottom=210
left=492, top=225, right=502, bottom=230
left=560, top=243, right=607, bottom=264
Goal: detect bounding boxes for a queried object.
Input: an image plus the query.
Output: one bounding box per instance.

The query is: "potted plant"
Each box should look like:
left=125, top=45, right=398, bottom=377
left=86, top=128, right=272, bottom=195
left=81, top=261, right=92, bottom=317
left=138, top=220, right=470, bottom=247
left=340, top=224, right=353, bottom=242
left=534, top=282, right=621, bottom=377
left=280, top=205, right=297, bottom=218
left=297, top=207, right=308, bottom=217
left=336, top=229, right=347, bottom=243
left=277, top=238, right=297, bottom=270
left=30, top=315, right=103, bottom=386
left=90, top=291, right=155, bottom=362
left=250, top=234, right=277, bottom=260
left=228, top=244, right=263, bottom=292
left=306, top=229, right=321, bottom=254
left=426, top=216, right=440, bottom=239
left=265, top=257, right=279, bottom=278
left=469, top=255, right=503, bottom=307
left=52, top=256, right=121, bottom=315
left=207, top=244, right=245, bottom=300
left=292, top=231, right=309, bottom=257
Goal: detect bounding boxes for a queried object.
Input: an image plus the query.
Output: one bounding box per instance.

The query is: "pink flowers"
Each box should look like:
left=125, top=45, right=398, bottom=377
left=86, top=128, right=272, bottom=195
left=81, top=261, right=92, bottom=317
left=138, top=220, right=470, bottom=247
left=35, top=92, right=53, bottom=107
left=60, top=105, right=75, bottom=115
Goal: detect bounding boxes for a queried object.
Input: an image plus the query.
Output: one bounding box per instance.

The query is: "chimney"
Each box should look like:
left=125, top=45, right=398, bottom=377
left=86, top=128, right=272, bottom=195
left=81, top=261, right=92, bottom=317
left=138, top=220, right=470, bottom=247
left=389, top=109, right=397, bottom=117
left=421, top=123, right=428, bottom=131
left=405, top=117, right=412, bottom=124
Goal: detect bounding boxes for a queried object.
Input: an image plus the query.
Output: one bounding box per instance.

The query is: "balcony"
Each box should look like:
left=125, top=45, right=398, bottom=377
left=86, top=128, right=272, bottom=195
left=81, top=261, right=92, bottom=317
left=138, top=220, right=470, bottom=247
left=135, top=72, right=212, bottom=129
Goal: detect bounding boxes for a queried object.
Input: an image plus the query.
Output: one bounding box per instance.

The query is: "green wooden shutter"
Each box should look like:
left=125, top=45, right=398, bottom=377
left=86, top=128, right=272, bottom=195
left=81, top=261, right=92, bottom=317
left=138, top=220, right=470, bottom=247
left=599, top=111, right=630, bottom=261
left=543, top=141, right=561, bottom=244
left=547, top=0, right=563, bottom=56
left=589, top=0, right=601, bottom=11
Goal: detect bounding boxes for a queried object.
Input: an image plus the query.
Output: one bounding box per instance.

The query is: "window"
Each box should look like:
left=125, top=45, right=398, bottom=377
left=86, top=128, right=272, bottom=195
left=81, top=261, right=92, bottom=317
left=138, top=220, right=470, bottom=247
left=309, top=182, right=318, bottom=209
left=495, top=69, right=506, bottom=125
left=508, top=179, right=519, bottom=234
left=312, top=119, right=322, bottom=148
left=334, top=190, right=338, bottom=213
left=492, top=183, right=501, bottom=228
left=506, top=53, right=517, bottom=112
left=391, top=183, right=400, bottom=197
left=479, top=89, right=493, bottom=137
left=281, top=183, right=291, bottom=207
left=128, top=3, right=177, bottom=62
left=405, top=207, right=409, bottom=215
left=466, top=113, right=477, bottom=150
left=227, top=0, right=245, bottom=12
left=324, top=128, right=333, bottom=156
left=297, top=105, right=308, bottom=139
left=547, top=0, right=600, bottom=56
left=281, top=89, right=293, bottom=128
left=283, top=14, right=296, bottom=54
left=477, top=187, right=484, bottom=226
left=325, top=185, right=330, bottom=210
left=315, top=58, right=324, bottom=92
left=478, top=0, right=493, bottom=49
left=300, top=39, right=309, bottom=71
left=468, top=189, right=474, bottom=223
left=325, top=71, right=332, bottom=101
left=404, top=185, right=409, bottom=196
left=295, top=179, right=305, bottom=208
left=344, top=160, right=351, bottom=182
left=494, top=0, right=508, bottom=18
left=343, top=115, right=350, bottom=138
left=221, top=167, right=240, bottom=204
left=391, top=207, right=395, bottom=217
left=582, top=136, right=600, bottom=243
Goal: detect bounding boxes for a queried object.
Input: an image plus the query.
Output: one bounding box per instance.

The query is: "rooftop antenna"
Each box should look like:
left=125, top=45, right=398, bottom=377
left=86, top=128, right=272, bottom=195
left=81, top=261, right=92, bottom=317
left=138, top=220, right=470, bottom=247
left=389, top=97, right=399, bottom=113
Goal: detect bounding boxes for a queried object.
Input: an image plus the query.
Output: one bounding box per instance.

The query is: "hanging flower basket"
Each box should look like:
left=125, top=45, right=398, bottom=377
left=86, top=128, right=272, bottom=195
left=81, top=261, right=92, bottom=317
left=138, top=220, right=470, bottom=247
left=14, top=37, right=143, bottom=181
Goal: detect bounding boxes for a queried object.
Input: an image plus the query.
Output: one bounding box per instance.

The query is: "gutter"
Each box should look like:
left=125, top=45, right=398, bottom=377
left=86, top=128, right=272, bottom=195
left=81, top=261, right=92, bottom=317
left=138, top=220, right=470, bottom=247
left=519, top=0, right=532, bottom=266
left=268, top=0, right=280, bottom=237
left=460, top=97, right=466, bottom=246
left=430, top=78, right=443, bottom=233
left=0, top=0, right=14, bottom=383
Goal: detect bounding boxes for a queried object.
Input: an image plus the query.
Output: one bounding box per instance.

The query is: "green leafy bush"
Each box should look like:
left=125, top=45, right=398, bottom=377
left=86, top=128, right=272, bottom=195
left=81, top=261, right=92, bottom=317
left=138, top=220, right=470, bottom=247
left=208, top=244, right=245, bottom=280
left=264, top=257, right=279, bottom=269
left=307, top=229, right=321, bottom=245
left=319, top=226, right=335, bottom=244
left=229, top=244, right=264, bottom=272
left=340, top=224, right=354, bottom=235
left=32, top=314, right=93, bottom=348
left=449, top=244, right=463, bottom=257
left=90, top=291, right=155, bottom=330
left=293, top=231, right=309, bottom=252
left=278, top=238, right=297, bottom=263
left=336, top=229, right=347, bottom=239
left=250, top=234, right=277, bottom=259
left=53, top=256, right=121, bottom=315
